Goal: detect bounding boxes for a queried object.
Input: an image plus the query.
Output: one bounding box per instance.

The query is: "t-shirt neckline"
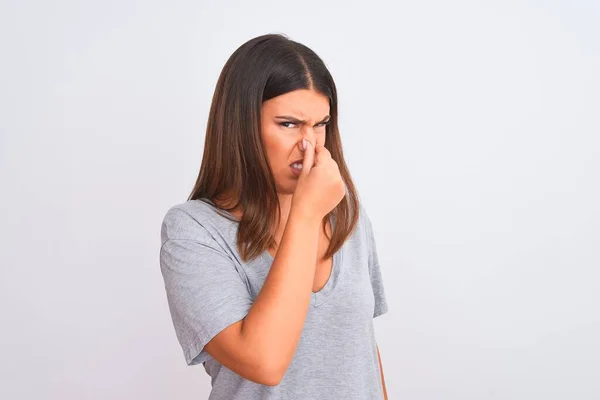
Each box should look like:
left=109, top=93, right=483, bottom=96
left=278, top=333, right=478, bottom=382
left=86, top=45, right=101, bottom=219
left=260, top=247, right=343, bottom=308
left=199, top=198, right=343, bottom=307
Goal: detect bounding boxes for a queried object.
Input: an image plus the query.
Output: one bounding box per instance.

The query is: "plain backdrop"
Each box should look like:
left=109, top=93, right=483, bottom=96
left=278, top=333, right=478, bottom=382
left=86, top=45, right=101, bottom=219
left=1, top=1, right=599, bottom=399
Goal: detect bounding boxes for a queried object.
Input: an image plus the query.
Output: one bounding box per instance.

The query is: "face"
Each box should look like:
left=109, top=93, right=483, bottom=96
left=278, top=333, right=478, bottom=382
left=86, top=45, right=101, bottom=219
left=261, top=89, right=330, bottom=194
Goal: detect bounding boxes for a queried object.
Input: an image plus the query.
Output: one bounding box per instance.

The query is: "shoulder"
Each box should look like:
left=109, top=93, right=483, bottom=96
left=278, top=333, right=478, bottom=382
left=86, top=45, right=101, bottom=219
left=358, top=202, right=371, bottom=224
left=160, top=199, right=220, bottom=245
left=355, top=203, right=378, bottom=249
left=341, top=202, right=373, bottom=249
left=357, top=202, right=374, bottom=233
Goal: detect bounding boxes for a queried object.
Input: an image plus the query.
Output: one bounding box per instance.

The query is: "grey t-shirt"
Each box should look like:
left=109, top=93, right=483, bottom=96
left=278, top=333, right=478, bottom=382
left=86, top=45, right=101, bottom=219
left=159, top=199, right=388, bottom=399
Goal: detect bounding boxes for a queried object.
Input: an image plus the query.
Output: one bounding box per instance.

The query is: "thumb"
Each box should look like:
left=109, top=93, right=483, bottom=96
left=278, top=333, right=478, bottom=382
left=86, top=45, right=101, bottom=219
left=301, top=139, right=315, bottom=177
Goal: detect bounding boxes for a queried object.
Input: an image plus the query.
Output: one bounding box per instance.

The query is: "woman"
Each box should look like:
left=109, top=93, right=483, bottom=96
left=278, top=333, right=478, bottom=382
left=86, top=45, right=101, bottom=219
left=159, top=33, right=389, bottom=399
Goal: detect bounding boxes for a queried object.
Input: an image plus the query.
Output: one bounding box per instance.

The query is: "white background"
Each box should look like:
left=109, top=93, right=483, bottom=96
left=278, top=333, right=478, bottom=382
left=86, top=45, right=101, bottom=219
left=1, top=1, right=599, bottom=399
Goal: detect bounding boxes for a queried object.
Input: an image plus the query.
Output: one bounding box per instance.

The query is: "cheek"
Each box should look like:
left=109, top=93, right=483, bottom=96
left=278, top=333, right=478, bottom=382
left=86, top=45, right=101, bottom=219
left=262, top=130, right=293, bottom=167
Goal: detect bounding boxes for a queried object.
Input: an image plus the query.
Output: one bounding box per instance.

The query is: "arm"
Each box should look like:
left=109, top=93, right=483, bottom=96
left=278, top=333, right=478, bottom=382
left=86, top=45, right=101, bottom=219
left=377, top=344, right=388, bottom=399
left=204, top=206, right=321, bottom=386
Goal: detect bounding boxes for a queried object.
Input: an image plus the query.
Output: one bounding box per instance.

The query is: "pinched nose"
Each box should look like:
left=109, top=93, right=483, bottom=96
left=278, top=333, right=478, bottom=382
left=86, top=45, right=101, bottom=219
left=300, top=126, right=317, bottom=149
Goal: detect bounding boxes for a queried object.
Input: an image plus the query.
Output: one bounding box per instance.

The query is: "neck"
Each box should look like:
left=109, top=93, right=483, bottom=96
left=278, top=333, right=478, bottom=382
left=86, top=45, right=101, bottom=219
left=212, top=192, right=294, bottom=228
left=276, top=193, right=293, bottom=224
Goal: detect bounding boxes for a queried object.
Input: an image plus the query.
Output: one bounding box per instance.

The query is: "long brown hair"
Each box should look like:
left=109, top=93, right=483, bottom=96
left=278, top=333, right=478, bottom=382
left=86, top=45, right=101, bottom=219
left=189, top=33, right=360, bottom=262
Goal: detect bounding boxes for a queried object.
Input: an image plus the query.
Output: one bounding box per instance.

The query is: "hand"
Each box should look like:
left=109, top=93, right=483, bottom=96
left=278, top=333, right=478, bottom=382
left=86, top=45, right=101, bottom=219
left=291, top=139, right=346, bottom=221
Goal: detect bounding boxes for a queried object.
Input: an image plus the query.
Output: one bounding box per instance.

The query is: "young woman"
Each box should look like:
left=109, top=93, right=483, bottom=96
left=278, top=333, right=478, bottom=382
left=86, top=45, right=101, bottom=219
left=159, top=33, right=389, bottom=399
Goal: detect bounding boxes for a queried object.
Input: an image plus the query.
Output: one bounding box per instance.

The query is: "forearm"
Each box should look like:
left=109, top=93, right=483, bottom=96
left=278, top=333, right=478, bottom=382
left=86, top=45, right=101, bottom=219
left=241, top=206, right=321, bottom=376
left=377, top=345, right=388, bottom=399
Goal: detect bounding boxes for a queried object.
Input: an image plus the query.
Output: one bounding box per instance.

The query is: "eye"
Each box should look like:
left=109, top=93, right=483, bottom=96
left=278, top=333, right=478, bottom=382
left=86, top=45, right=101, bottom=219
left=279, top=122, right=297, bottom=128
left=278, top=120, right=329, bottom=129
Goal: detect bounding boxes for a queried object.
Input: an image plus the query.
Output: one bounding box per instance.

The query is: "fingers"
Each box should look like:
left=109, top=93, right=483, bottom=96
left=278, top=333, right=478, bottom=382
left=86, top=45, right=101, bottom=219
left=314, top=142, right=331, bottom=166
left=301, top=139, right=315, bottom=176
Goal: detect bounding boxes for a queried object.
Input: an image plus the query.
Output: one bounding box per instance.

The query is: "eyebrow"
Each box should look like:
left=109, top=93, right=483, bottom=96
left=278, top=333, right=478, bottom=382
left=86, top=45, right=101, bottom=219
left=274, top=115, right=331, bottom=124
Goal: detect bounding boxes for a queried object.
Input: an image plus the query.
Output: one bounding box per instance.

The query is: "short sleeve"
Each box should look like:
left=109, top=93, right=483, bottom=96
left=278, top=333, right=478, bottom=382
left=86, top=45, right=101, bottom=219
left=363, top=207, right=389, bottom=319
left=159, top=208, right=253, bottom=366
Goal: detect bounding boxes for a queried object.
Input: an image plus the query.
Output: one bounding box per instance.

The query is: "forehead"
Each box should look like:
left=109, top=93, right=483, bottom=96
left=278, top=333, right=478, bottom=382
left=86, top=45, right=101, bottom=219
left=262, top=89, right=330, bottom=119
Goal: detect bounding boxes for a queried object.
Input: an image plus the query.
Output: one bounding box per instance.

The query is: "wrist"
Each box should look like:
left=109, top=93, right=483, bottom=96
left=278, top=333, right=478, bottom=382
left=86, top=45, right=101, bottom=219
left=289, top=203, right=322, bottom=226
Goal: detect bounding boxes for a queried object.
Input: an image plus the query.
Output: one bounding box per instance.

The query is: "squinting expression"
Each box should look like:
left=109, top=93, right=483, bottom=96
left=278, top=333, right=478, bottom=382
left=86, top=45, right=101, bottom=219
left=261, top=89, right=330, bottom=194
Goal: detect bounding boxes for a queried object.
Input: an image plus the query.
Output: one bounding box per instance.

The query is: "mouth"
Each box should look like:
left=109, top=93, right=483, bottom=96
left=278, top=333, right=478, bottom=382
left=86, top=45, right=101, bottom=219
left=290, top=159, right=303, bottom=177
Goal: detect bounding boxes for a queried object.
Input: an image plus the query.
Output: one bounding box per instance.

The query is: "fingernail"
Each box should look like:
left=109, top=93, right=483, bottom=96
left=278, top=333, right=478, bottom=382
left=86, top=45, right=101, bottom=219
left=302, top=139, right=307, bottom=150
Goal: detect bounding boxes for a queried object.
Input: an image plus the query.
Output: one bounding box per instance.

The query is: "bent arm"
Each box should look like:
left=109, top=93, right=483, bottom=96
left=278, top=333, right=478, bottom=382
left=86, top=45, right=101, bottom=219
left=204, top=207, right=322, bottom=386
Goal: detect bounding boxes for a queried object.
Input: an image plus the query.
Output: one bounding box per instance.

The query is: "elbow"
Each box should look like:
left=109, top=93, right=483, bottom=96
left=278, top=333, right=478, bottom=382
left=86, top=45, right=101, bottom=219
left=255, top=356, right=287, bottom=387
left=260, top=372, right=284, bottom=387
left=238, top=328, right=289, bottom=386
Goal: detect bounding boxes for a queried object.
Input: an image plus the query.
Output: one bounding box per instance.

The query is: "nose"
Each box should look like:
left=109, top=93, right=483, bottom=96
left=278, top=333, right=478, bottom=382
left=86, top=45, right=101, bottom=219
left=301, top=126, right=317, bottom=147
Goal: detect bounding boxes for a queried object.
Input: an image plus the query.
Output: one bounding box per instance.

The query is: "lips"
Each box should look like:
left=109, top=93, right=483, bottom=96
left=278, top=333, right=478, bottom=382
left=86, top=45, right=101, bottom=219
left=290, top=162, right=302, bottom=177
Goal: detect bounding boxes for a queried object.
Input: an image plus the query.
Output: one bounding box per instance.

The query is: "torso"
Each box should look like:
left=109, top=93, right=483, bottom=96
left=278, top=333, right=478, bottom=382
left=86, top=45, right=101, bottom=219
left=229, top=204, right=334, bottom=294
left=312, top=226, right=333, bottom=293
left=161, top=198, right=388, bottom=399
